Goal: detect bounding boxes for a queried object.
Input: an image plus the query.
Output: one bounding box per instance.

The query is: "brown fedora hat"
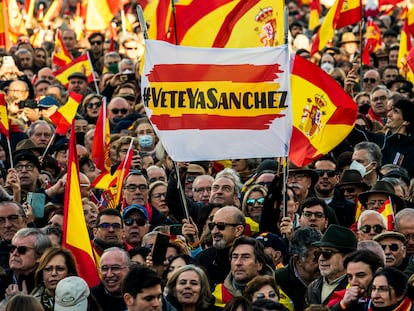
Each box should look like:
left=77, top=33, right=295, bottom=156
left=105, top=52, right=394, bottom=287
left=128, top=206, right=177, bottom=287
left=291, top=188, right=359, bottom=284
left=340, top=32, right=359, bottom=44
left=358, top=180, right=405, bottom=209
left=338, top=170, right=370, bottom=190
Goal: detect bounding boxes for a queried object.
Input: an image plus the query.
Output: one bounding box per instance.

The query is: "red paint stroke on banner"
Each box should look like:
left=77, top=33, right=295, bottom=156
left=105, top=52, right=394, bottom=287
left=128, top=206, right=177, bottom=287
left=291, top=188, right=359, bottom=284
left=146, top=64, right=284, bottom=82
left=151, top=114, right=285, bottom=130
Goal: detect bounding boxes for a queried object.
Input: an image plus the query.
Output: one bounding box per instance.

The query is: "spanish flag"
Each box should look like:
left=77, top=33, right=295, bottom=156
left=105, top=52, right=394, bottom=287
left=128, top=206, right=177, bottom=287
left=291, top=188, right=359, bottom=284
left=0, top=0, right=9, bottom=49
left=42, top=0, right=63, bottom=23
left=362, top=19, right=382, bottom=65
left=53, top=54, right=93, bottom=87
left=336, top=0, right=362, bottom=29
left=289, top=55, right=358, bottom=166
left=0, top=94, right=9, bottom=138
left=149, top=0, right=285, bottom=48
left=308, top=0, right=321, bottom=31
left=51, top=29, right=73, bottom=67
left=91, top=98, right=110, bottom=173
left=398, top=19, right=414, bottom=83
left=84, top=0, right=120, bottom=31
left=310, top=0, right=344, bottom=56
left=378, top=198, right=394, bottom=230
left=49, top=92, right=82, bottom=135
left=63, top=123, right=100, bottom=287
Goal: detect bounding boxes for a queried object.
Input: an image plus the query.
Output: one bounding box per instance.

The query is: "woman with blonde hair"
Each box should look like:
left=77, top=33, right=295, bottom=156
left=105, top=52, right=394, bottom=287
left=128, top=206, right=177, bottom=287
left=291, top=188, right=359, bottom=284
left=242, top=185, right=267, bottom=235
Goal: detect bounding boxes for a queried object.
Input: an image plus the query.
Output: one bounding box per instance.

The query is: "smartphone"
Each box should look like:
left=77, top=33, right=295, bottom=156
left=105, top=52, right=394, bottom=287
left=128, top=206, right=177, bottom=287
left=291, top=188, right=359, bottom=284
left=152, top=233, right=170, bottom=265
left=119, top=73, right=135, bottom=82
left=27, top=192, right=46, bottom=218
left=169, top=224, right=182, bottom=236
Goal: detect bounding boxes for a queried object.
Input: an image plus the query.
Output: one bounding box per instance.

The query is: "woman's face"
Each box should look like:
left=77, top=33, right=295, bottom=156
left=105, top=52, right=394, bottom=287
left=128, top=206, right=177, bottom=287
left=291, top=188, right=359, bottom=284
left=0, top=145, right=6, bottom=161
left=43, top=254, right=68, bottom=294
left=83, top=203, right=98, bottom=229
left=85, top=97, right=101, bottom=119
left=231, top=159, right=248, bottom=172
left=175, top=270, right=201, bottom=306
left=371, top=275, right=401, bottom=307
left=166, top=257, right=186, bottom=281
left=252, top=284, right=279, bottom=303
left=34, top=50, right=47, bottom=67
left=246, top=191, right=265, bottom=221
left=151, top=185, right=168, bottom=215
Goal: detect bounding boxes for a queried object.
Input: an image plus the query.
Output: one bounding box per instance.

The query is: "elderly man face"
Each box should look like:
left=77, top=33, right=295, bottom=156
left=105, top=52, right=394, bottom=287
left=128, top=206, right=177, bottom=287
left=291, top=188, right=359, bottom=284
left=370, top=88, right=388, bottom=118
left=7, top=80, right=29, bottom=113
left=363, top=70, right=381, bottom=92
left=100, top=249, right=130, bottom=295
left=108, top=97, right=129, bottom=125
left=378, top=237, right=406, bottom=268
left=16, top=51, right=33, bottom=70
left=123, top=174, right=149, bottom=206
left=38, top=67, right=56, bottom=83
left=0, top=202, right=27, bottom=242
left=358, top=213, right=386, bottom=241
left=9, top=234, right=38, bottom=276
left=30, top=123, right=53, bottom=148
left=68, top=77, right=88, bottom=96
left=16, top=160, right=39, bottom=191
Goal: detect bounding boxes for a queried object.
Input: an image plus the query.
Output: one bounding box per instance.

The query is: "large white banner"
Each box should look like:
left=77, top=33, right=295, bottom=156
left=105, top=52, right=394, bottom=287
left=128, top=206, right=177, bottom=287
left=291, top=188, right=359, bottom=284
left=141, top=40, right=292, bottom=161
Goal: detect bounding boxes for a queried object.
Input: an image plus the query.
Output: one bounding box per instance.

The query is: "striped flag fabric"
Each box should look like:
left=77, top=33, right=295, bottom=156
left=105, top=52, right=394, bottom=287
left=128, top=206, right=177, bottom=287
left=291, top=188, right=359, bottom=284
left=141, top=39, right=291, bottom=161
left=148, top=0, right=285, bottom=48
left=0, top=94, right=9, bottom=138
left=84, top=0, right=120, bottom=31
left=91, top=98, right=110, bottom=173
left=310, top=0, right=345, bottom=56
left=51, top=29, right=73, bottom=67
left=362, top=19, right=382, bottom=65
left=336, top=0, right=362, bottom=28
left=308, top=0, right=321, bottom=31
left=62, top=123, right=100, bottom=287
left=377, top=198, right=394, bottom=230
left=53, top=54, right=93, bottom=87
left=49, top=92, right=82, bottom=135
left=289, top=55, right=358, bottom=166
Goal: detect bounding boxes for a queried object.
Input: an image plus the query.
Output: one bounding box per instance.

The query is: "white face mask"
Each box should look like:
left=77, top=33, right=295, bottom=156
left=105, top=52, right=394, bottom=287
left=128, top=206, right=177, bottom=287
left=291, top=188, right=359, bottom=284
left=321, top=62, right=334, bottom=73
left=349, top=160, right=373, bottom=177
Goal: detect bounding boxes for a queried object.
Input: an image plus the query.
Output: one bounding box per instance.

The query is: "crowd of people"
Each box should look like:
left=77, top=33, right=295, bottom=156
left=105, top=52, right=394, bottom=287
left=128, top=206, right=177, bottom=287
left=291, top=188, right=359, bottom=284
left=0, top=0, right=414, bottom=311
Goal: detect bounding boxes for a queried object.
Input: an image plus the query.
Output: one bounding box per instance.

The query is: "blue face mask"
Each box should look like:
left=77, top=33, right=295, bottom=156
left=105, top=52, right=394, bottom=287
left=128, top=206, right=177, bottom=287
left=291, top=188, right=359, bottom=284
left=138, top=135, right=153, bottom=148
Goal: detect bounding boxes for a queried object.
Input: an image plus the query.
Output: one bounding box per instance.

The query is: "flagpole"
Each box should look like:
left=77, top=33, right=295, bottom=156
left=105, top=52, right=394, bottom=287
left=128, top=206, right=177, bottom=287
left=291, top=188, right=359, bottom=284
left=86, top=52, right=100, bottom=94
left=6, top=138, right=13, bottom=168
left=358, top=4, right=364, bottom=90
left=121, top=9, right=127, bottom=36
left=41, top=133, right=56, bottom=159
left=136, top=5, right=148, bottom=40
left=171, top=0, right=178, bottom=45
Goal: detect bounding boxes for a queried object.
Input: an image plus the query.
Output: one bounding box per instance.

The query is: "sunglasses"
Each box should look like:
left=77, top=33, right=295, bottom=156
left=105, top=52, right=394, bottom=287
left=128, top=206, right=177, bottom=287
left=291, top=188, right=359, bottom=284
left=98, top=222, right=122, bottom=230
left=316, top=169, right=337, bottom=177
left=86, top=101, right=101, bottom=109
left=246, top=197, right=265, bottom=206
left=360, top=224, right=384, bottom=234
left=111, top=108, right=128, bottom=115
left=124, top=218, right=146, bottom=227
left=363, top=78, right=377, bottom=83
left=381, top=243, right=400, bottom=252
left=91, top=40, right=103, bottom=45
left=9, top=245, right=34, bottom=255
left=208, top=222, right=240, bottom=231
left=317, top=249, right=341, bottom=260
left=341, top=187, right=356, bottom=194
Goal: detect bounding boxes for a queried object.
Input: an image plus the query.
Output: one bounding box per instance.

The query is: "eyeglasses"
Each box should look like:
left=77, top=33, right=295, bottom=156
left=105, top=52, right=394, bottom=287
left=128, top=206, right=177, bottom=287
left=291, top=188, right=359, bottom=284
left=0, top=215, right=21, bottom=225
left=152, top=192, right=166, bottom=200
left=194, top=187, right=211, bottom=193
left=86, top=101, right=101, bottom=109
left=316, top=169, right=337, bottom=177
left=381, top=243, right=400, bottom=252
left=367, top=200, right=386, bottom=208
left=101, top=264, right=128, bottom=273
left=254, top=291, right=278, bottom=300
left=370, top=285, right=390, bottom=293
left=372, top=95, right=387, bottom=102
left=44, top=265, right=67, bottom=274
left=363, top=78, right=377, bottom=83
left=302, top=211, right=325, bottom=219
left=208, top=222, right=241, bottom=231
left=246, top=197, right=265, bottom=206
left=9, top=245, right=35, bottom=255
left=90, top=40, right=103, bottom=45
left=15, top=164, right=35, bottom=171
left=98, top=222, right=122, bottom=230
left=111, top=108, right=128, bottom=115
left=359, top=224, right=384, bottom=234
left=317, top=249, right=341, bottom=260
left=124, top=184, right=148, bottom=192
left=124, top=218, right=146, bottom=227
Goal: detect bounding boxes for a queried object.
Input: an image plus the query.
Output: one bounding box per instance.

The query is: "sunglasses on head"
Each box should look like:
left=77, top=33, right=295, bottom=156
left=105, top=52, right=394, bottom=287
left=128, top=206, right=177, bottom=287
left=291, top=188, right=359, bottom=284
left=316, top=169, right=337, bottom=177
left=9, top=245, right=34, bottom=255
left=360, top=224, right=384, bottom=234
left=381, top=243, right=400, bottom=252
left=246, top=197, right=265, bottom=206
left=124, top=218, right=146, bottom=227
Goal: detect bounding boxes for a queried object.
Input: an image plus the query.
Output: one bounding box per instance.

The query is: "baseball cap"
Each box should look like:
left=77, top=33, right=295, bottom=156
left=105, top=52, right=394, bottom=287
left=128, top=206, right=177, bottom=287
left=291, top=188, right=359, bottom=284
left=54, top=276, right=89, bottom=311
